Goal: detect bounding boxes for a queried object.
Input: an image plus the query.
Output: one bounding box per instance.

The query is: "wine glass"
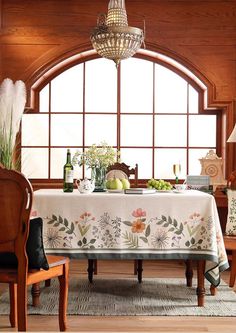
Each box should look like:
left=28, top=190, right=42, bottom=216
left=173, top=163, right=181, bottom=184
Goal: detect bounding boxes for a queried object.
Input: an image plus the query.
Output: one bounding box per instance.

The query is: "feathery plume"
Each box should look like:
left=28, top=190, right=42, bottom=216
left=0, top=78, right=26, bottom=169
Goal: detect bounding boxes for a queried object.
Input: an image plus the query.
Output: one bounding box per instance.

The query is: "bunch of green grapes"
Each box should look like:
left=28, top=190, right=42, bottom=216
left=147, top=178, right=172, bottom=191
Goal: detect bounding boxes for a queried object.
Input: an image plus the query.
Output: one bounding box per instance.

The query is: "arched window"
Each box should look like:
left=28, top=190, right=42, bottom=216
left=21, top=55, right=219, bottom=183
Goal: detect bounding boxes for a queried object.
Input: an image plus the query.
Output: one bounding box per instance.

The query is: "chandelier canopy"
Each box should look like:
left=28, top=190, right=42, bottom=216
left=90, top=0, right=144, bottom=67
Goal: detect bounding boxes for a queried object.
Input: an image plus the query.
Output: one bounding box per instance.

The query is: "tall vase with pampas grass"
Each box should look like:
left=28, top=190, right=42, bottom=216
left=0, top=78, right=26, bottom=169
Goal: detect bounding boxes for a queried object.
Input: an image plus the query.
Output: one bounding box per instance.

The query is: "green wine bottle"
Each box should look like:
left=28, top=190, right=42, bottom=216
left=63, top=149, right=74, bottom=192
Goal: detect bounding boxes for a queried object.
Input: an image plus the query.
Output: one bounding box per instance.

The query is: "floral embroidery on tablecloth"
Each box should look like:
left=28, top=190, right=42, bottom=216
left=226, top=192, right=236, bottom=235
left=42, top=208, right=224, bottom=254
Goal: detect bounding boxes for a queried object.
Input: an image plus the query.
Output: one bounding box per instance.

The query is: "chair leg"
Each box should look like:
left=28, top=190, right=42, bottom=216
left=229, top=250, right=236, bottom=287
left=17, top=280, right=27, bottom=331
left=45, top=279, right=51, bottom=287
left=31, top=283, right=41, bottom=307
left=9, top=283, right=17, bottom=328
left=196, top=260, right=205, bottom=307
left=58, top=261, right=69, bottom=332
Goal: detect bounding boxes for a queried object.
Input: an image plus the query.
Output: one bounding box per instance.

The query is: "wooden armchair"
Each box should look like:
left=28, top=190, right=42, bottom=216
left=87, top=162, right=139, bottom=282
left=0, top=165, right=69, bottom=331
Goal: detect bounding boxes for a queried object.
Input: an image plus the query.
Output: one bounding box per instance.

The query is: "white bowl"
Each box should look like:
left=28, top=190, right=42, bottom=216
left=174, top=184, right=187, bottom=192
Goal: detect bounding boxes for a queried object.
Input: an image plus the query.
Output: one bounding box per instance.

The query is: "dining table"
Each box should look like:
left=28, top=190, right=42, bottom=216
left=32, top=188, right=229, bottom=306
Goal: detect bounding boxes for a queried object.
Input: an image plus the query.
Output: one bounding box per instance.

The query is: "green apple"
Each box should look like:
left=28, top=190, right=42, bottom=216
left=120, top=178, right=130, bottom=189
left=110, top=177, right=123, bottom=190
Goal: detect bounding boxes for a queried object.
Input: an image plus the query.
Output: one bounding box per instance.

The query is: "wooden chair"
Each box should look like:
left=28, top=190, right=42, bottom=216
left=0, top=165, right=69, bottom=331
left=106, top=162, right=138, bottom=187
left=88, top=162, right=139, bottom=282
left=223, top=173, right=236, bottom=287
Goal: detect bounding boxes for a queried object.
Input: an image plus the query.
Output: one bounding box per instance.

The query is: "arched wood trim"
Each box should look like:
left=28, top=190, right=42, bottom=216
left=22, top=41, right=235, bottom=177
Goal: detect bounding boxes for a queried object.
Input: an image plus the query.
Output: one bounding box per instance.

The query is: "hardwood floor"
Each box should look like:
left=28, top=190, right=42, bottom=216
left=0, top=259, right=236, bottom=332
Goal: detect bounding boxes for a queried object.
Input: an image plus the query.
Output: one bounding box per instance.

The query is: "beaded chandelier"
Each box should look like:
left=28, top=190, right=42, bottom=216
left=90, top=0, right=144, bottom=67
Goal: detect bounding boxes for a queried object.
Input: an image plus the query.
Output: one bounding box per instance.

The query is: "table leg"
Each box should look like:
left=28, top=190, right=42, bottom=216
left=137, top=259, right=143, bottom=283
left=196, top=260, right=205, bottom=306
left=185, top=259, right=193, bottom=287
left=134, top=260, right=138, bottom=275
left=87, top=259, right=95, bottom=283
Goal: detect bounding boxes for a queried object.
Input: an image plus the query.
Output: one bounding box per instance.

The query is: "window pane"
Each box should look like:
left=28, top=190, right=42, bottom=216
left=188, top=149, right=215, bottom=175
left=121, top=115, right=152, bottom=146
left=39, top=84, right=49, bottom=113
left=85, top=59, right=117, bottom=113
left=155, top=115, right=187, bottom=147
left=155, top=64, right=187, bottom=113
left=51, top=64, right=83, bottom=113
left=189, top=115, right=216, bottom=147
left=50, top=148, right=82, bottom=179
left=21, top=114, right=49, bottom=146
left=21, top=148, right=48, bottom=178
left=189, top=85, right=199, bottom=114
left=121, top=58, right=153, bottom=113
left=51, top=114, right=83, bottom=146
left=120, top=148, right=152, bottom=179
left=155, top=149, right=187, bottom=179
left=85, top=114, right=117, bottom=146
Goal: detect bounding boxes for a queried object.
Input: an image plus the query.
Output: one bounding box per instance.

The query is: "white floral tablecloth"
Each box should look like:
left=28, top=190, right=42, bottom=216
left=32, top=189, right=229, bottom=286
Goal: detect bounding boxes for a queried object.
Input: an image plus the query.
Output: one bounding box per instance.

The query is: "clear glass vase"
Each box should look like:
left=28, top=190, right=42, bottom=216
left=91, top=166, right=107, bottom=192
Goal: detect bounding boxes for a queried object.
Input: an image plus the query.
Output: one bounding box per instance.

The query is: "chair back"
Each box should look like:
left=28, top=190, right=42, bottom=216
left=227, top=170, right=236, bottom=189
left=107, top=162, right=138, bottom=186
left=0, top=164, right=33, bottom=260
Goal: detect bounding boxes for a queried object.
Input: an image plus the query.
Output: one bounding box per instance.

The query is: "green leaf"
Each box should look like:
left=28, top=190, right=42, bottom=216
left=90, top=239, right=96, bottom=244
left=52, top=214, right=57, bottom=221
left=175, top=230, right=182, bottom=235
left=168, top=227, right=175, bottom=232
left=191, top=237, right=195, bottom=245
left=82, top=237, right=87, bottom=244
left=156, top=220, right=164, bottom=225
left=163, top=222, right=169, bottom=227
left=161, top=215, right=167, bottom=221
left=59, top=215, right=63, bottom=224
left=168, top=216, right=172, bottom=224
left=64, top=218, right=69, bottom=227
left=123, top=221, right=132, bottom=226
left=90, top=245, right=95, bottom=249
left=173, top=219, right=178, bottom=227
left=198, top=239, right=203, bottom=244
left=48, top=220, right=55, bottom=224
left=145, top=225, right=150, bottom=237
left=140, top=237, right=148, bottom=243
left=185, top=241, right=190, bottom=247
left=54, top=222, right=60, bottom=227
left=59, top=227, right=66, bottom=231
left=78, top=240, right=82, bottom=247
left=71, top=223, right=75, bottom=232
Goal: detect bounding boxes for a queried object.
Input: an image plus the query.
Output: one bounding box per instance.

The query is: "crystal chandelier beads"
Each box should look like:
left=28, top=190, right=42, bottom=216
left=90, top=0, right=144, bottom=67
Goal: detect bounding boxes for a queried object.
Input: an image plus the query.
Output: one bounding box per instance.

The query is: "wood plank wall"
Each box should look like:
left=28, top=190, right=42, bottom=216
left=0, top=0, right=236, bottom=175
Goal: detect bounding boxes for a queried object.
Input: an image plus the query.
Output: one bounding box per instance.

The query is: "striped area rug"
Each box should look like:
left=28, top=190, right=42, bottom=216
left=0, top=278, right=236, bottom=316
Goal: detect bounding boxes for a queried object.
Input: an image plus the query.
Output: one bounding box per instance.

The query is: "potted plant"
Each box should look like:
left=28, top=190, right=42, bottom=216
left=0, top=78, right=26, bottom=170
left=72, top=141, right=119, bottom=191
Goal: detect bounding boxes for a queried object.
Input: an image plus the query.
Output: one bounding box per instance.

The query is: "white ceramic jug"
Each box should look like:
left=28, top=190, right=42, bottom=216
left=76, top=178, right=95, bottom=194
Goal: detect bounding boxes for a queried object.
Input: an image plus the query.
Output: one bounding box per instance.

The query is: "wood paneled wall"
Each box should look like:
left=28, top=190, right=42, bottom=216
left=0, top=0, right=236, bottom=175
